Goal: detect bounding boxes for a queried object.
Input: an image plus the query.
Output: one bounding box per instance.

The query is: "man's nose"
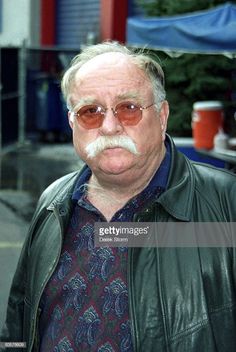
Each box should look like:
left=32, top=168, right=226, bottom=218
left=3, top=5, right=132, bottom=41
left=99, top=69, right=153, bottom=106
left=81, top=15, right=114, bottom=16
left=99, top=109, right=123, bottom=135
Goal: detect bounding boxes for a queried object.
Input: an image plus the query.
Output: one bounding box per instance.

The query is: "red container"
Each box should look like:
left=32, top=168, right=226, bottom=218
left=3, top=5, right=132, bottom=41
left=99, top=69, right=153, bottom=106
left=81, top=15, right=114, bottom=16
left=192, top=101, right=224, bottom=149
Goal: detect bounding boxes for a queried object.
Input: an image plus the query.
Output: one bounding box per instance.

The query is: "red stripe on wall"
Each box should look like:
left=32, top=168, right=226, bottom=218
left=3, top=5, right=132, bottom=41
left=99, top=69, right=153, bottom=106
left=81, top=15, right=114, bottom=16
left=100, top=0, right=128, bottom=43
left=40, top=0, right=56, bottom=45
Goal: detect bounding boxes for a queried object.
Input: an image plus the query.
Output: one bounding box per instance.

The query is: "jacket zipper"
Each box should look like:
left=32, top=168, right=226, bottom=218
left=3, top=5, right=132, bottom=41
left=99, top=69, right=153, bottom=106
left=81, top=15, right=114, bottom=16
left=128, top=247, right=138, bottom=352
left=128, top=210, right=153, bottom=352
left=29, top=208, right=63, bottom=352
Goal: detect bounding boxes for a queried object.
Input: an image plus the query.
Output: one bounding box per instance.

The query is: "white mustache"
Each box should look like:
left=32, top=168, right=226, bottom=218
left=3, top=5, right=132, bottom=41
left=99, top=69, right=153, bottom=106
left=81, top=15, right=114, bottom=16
left=85, top=136, right=139, bottom=159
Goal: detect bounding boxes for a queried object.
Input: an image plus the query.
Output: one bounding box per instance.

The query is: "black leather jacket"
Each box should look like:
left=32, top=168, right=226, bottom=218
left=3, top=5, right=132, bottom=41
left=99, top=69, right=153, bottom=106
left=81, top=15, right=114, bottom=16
left=1, top=137, right=236, bottom=351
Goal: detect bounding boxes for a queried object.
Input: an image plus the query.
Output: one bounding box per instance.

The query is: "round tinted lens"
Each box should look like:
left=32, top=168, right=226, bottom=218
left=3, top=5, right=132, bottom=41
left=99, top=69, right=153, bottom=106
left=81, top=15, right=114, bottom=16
left=116, top=102, right=142, bottom=126
left=77, top=105, right=104, bottom=129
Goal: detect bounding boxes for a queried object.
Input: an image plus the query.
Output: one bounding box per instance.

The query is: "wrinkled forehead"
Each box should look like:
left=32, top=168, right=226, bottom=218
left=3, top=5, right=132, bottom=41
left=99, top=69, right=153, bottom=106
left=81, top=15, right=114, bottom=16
left=67, top=52, right=154, bottom=109
left=75, top=52, right=148, bottom=82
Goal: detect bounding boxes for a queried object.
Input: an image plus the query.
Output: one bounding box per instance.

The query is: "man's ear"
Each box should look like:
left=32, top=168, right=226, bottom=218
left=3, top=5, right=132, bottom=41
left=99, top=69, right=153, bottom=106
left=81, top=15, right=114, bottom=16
left=68, top=111, right=74, bottom=129
left=159, top=101, right=169, bottom=140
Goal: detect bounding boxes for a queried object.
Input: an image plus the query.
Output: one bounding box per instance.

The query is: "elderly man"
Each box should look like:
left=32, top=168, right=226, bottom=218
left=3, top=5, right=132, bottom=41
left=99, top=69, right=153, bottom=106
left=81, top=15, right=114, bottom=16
left=1, top=42, right=236, bottom=352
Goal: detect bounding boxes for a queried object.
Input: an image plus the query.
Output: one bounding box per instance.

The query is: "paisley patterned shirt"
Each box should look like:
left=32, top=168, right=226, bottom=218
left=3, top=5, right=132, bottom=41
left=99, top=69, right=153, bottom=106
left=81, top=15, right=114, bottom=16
left=39, top=143, right=170, bottom=352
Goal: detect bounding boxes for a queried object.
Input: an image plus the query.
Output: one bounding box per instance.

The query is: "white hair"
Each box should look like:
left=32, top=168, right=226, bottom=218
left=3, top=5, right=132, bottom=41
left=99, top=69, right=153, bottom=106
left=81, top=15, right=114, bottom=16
left=61, top=41, right=166, bottom=111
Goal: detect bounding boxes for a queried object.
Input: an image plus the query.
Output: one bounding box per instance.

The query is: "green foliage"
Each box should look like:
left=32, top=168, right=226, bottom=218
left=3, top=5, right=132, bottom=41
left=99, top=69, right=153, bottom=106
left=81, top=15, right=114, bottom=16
left=161, top=54, right=236, bottom=136
left=136, top=0, right=236, bottom=16
left=135, top=0, right=236, bottom=136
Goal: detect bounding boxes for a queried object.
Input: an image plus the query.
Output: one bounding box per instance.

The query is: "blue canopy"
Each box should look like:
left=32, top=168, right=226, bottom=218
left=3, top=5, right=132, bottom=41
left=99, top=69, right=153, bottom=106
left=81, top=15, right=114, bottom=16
left=127, top=3, right=236, bottom=56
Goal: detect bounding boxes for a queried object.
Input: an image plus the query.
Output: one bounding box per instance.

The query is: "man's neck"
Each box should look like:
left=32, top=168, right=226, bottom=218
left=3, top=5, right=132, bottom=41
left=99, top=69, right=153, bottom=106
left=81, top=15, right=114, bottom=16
left=87, top=146, right=166, bottom=221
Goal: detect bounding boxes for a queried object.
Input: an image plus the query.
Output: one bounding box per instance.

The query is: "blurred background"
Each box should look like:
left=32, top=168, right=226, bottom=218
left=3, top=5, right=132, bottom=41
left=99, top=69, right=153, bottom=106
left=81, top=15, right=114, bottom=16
left=1, top=0, right=236, bottom=147
left=0, top=0, right=236, bottom=330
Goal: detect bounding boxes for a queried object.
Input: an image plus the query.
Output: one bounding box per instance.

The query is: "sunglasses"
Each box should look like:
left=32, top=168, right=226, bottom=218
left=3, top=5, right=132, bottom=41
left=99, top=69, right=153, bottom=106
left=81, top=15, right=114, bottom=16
left=71, top=101, right=156, bottom=129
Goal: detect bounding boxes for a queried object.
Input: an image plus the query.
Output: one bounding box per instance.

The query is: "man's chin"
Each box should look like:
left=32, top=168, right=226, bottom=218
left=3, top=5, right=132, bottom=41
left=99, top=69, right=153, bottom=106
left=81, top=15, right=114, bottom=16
left=85, top=148, right=137, bottom=176
left=97, top=158, right=133, bottom=176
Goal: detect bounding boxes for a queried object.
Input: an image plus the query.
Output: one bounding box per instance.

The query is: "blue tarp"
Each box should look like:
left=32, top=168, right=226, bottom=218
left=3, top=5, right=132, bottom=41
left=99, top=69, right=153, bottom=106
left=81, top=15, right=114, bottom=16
left=127, top=3, right=236, bottom=56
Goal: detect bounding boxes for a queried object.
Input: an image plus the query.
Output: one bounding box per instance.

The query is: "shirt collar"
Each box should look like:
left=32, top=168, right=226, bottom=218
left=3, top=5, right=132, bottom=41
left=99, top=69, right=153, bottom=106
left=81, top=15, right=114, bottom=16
left=145, top=140, right=171, bottom=195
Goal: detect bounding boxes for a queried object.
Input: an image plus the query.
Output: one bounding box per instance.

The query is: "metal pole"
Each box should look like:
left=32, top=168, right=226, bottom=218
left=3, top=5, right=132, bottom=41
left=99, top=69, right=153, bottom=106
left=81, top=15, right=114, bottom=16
left=18, top=40, right=27, bottom=146
left=0, top=47, right=2, bottom=153
left=0, top=47, right=2, bottom=187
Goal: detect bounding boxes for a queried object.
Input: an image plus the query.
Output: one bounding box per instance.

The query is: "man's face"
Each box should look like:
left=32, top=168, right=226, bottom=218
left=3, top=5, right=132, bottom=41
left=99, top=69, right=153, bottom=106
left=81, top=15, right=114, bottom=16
left=68, top=52, right=169, bottom=179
